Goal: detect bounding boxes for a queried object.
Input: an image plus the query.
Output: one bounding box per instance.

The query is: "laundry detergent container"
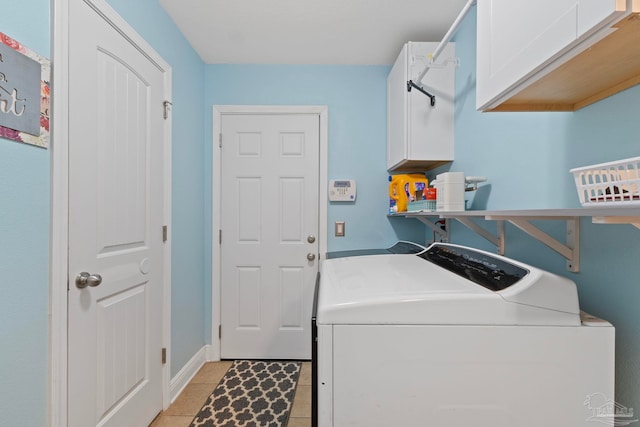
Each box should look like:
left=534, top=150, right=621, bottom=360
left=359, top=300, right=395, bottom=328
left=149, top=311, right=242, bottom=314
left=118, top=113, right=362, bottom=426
left=434, top=172, right=465, bottom=211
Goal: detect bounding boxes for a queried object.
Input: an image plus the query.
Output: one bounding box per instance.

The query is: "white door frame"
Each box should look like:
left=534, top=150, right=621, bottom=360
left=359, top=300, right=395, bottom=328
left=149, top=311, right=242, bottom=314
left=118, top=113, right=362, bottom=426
left=50, top=1, right=173, bottom=425
left=211, top=105, right=328, bottom=360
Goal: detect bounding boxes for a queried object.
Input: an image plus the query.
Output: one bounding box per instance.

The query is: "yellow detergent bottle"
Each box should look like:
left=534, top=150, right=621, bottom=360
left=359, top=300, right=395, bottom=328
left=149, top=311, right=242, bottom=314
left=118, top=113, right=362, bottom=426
left=389, top=175, right=407, bottom=213
left=389, top=174, right=428, bottom=213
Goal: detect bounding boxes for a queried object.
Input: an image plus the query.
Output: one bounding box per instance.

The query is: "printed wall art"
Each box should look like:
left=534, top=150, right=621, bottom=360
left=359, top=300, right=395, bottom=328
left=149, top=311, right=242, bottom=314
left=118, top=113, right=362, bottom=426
left=0, top=32, right=50, bottom=148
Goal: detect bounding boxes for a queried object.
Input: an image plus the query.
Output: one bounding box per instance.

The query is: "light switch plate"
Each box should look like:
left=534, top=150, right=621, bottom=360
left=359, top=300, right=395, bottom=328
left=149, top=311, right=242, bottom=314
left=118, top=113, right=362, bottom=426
left=335, top=221, right=345, bottom=237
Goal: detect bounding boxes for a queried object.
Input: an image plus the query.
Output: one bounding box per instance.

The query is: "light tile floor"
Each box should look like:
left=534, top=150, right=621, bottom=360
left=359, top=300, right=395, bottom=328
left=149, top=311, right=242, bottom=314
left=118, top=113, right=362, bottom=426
left=150, top=361, right=312, bottom=427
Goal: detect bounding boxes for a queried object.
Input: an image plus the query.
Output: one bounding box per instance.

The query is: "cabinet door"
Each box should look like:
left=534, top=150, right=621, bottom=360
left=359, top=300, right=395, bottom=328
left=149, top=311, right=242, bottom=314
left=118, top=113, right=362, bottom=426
left=387, top=42, right=455, bottom=171
left=407, top=42, right=455, bottom=165
left=387, top=44, right=409, bottom=170
left=476, top=0, right=622, bottom=111
left=577, top=0, right=627, bottom=37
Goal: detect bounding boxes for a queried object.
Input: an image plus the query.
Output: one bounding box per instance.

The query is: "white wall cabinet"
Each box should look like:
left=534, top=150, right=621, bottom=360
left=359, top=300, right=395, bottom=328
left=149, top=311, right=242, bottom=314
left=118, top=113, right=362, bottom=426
left=476, top=0, right=635, bottom=111
left=387, top=42, right=456, bottom=172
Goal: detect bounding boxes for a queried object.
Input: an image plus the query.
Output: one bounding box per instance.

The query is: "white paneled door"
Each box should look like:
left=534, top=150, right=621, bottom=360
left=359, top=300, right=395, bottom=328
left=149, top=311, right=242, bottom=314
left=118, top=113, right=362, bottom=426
left=67, top=1, right=168, bottom=426
left=220, top=113, right=320, bottom=359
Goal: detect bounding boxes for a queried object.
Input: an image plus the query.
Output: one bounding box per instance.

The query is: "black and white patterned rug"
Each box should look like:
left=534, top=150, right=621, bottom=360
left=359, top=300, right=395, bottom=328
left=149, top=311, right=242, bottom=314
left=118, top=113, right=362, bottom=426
left=190, top=360, right=301, bottom=427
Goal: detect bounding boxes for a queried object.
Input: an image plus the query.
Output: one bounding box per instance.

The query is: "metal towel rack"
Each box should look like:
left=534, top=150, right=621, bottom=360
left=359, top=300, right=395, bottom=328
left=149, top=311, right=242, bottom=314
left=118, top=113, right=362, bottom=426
left=407, top=80, right=436, bottom=106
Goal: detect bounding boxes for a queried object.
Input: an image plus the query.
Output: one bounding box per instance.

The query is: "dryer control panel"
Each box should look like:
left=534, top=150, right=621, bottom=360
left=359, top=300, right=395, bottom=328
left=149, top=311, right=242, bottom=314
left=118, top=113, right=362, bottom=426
left=420, top=244, right=529, bottom=291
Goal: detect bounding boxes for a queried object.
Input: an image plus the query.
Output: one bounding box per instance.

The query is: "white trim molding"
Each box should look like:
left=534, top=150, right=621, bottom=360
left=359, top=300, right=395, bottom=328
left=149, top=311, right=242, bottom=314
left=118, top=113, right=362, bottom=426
left=160, top=63, right=173, bottom=414
left=211, top=105, right=329, bottom=360
left=169, top=345, right=212, bottom=404
left=50, top=1, right=71, bottom=425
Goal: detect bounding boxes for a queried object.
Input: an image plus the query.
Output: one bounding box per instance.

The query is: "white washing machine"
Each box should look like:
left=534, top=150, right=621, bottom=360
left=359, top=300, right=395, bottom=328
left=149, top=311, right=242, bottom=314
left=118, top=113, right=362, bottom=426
left=313, top=243, right=614, bottom=427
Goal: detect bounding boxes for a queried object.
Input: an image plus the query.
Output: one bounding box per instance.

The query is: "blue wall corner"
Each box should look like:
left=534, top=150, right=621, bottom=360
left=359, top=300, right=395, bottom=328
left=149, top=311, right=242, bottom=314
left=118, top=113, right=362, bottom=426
left=106, top=0, right=208, bottom=378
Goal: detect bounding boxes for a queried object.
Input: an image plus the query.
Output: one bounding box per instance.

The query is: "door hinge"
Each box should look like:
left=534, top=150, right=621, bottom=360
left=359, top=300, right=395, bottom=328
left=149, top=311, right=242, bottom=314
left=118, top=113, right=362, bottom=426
left=219, top=229, right=222, bottom=245
left=163, top=100, right=172, bottom=119
left=162, top=225, right=168, bottom=242
left=161, top=348, right=167, bottom=364
left=218, top=324, right=222, bottom=339
left=219, top=133, right=222, bottom=148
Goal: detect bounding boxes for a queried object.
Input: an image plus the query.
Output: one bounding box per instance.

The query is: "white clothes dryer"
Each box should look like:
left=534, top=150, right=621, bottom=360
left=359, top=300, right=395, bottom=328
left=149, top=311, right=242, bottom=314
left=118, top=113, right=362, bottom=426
left=313, top=243, right=614, bottom=427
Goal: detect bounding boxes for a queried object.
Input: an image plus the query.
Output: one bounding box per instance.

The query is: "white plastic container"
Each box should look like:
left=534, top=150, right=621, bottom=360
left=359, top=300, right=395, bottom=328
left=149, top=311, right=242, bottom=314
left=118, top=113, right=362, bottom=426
left=570, top=157, right=640, bottom=207
left=435, top=172, right=465, bottom=211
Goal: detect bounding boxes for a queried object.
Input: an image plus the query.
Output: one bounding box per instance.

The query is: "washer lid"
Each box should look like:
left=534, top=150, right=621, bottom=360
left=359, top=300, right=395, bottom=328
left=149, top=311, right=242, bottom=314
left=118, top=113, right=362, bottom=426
left=317, top=244, right=580, bottom=326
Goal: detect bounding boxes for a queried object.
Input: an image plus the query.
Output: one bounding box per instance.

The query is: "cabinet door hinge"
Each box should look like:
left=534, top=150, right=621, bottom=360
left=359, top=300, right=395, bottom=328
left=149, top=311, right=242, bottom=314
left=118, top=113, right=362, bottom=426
left=219, top=133, right=222, bottom=148
left=218, top=324, right=222, bottom=339
left=219, top=229, right=222, bottom=245
left=161, top=348, right=167, bottom=364
left=163, top=100, right=172, bottom=119
left=162, top=225, right=168, bottom=242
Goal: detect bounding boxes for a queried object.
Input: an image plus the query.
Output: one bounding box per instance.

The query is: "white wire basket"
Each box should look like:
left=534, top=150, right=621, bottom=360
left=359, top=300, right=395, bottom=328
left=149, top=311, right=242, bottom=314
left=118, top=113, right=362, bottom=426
left=570, top=157, right=640, bottom=207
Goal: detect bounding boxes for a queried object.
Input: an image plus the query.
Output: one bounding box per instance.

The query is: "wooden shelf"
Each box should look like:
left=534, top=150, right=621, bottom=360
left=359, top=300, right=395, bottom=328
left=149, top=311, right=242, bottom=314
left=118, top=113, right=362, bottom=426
left=391, top=207, right=640, bottom=272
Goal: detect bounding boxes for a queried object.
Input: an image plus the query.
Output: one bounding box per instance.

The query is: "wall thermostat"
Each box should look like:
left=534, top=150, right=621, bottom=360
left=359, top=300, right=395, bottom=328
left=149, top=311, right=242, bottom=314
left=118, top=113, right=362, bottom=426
left=329, top=179, right=356, bottom=202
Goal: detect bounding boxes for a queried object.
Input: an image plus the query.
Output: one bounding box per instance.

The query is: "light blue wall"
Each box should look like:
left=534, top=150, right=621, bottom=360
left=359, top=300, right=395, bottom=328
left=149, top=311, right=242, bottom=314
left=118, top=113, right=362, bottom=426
left=451, top=6, right=640, bottom=410
left=107, top=0, right=207, bottom=377
left=0, top=1, right=50, bottom=426
left=202, top=64, right=426, bottom=341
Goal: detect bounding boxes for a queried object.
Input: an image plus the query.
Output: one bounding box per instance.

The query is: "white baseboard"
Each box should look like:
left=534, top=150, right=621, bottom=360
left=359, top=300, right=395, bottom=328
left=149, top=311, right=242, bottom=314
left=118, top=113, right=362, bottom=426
left=169, top=345, right=214, bottom=403
left=206, top=343, right=220, bottom=362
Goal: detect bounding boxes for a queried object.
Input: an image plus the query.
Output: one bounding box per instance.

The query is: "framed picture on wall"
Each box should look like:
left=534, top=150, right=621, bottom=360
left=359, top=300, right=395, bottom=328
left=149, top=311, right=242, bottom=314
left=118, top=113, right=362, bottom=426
left=0, top=31, right=50, bottom=149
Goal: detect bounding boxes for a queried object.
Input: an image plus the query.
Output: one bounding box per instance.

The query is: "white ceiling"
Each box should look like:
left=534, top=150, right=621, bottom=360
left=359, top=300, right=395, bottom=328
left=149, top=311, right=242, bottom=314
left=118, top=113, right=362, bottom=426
left=159, top=0, right=469, bottom=65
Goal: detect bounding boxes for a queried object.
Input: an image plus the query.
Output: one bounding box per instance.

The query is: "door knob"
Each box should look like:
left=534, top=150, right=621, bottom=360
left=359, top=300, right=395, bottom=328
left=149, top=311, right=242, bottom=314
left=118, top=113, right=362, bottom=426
left=307, top=253, right=316, bottom=261
left=75, top=272, right=103, bottom=289
left=307, top=235, right=316, bottom=244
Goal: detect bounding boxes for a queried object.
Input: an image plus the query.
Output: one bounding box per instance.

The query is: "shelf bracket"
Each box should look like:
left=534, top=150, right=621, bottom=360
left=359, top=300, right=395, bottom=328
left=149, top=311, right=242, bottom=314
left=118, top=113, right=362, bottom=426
left=498, top=217, right=580, bottom=273
left=412, top=216, right=449, bottom=243
left=453, top=217, right=505, bottom=255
